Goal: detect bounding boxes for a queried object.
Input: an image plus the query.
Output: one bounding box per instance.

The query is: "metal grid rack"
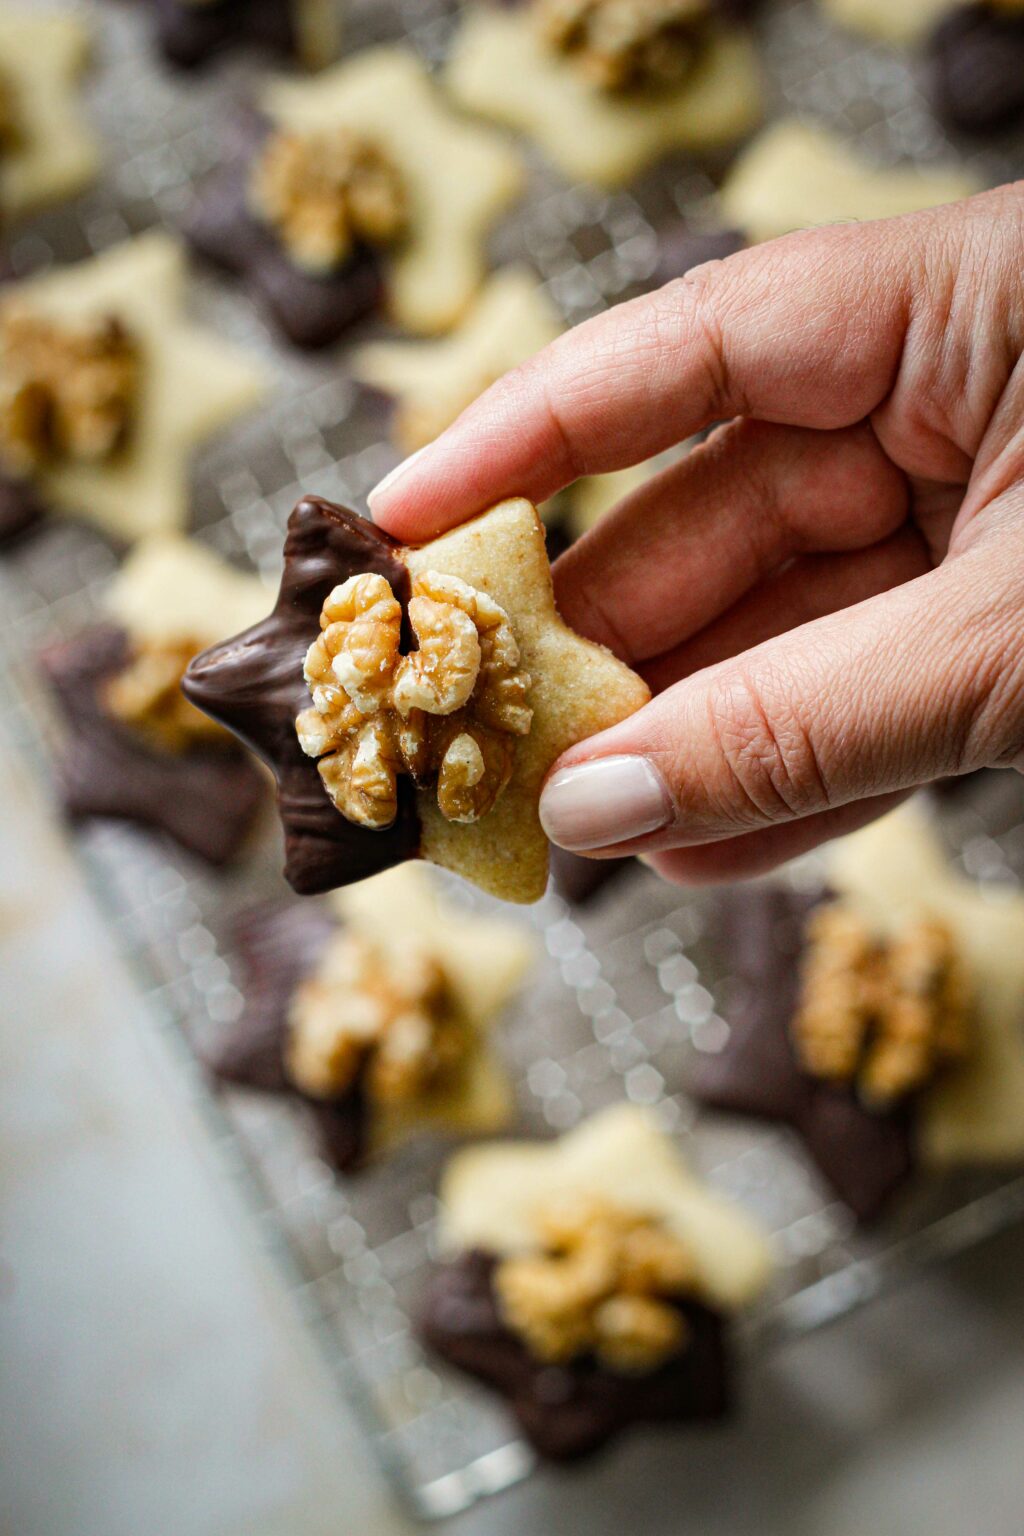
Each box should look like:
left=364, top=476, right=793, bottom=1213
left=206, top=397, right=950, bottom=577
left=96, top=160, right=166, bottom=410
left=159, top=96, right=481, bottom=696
left=4, top=0, right=1024, bottom=1518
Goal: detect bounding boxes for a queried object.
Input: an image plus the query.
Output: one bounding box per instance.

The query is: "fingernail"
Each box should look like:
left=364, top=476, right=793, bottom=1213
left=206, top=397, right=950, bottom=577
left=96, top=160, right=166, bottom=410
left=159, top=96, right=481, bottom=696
left=368, top=445, right=429, bottom=514
left=540, top=755, right=673, bottom=852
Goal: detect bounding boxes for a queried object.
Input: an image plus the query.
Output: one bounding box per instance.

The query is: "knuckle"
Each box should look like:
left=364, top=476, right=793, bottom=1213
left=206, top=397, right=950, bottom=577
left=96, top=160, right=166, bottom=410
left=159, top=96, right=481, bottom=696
left=702, top=666, right=831, bottom=825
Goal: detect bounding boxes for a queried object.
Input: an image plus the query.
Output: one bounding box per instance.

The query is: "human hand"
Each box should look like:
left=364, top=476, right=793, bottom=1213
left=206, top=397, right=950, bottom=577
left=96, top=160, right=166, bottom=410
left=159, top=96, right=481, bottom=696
left=369, top=185, right=1024, bottom=883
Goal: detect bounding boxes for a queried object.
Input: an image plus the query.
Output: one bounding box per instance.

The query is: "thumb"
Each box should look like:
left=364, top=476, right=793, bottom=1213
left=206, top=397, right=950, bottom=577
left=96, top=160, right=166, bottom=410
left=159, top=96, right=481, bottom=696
left=539, top=540, right=1024, bottom=857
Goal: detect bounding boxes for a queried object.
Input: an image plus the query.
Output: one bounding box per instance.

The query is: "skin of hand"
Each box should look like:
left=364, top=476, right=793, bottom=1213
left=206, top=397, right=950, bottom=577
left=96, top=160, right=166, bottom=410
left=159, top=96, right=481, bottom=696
left=369, top=185, right=1024, bottom=884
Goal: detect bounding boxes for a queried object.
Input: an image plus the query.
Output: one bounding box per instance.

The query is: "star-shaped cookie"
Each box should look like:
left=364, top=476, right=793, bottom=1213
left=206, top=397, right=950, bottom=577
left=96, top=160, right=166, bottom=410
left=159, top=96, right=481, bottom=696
left=183, top=494, right=650, bottom=903
left=693, top=808, right=1024, bottom=1221
left=1, top=233, right=269, bottom=543
left=352, top=266, right=564, bottom=455
left=654, top=121, right=976, bottom=291
left=213, top=864, right=534, bottom=1171
left=444, top=5, right=762, bottom=187
left=148, top=0, right=339, bottom=71
left=716, top=119, right=977, bottom=244
left=420, top=1104, right=773, bottom=1459
left=265, top=48, right=525, bottom=334
left=0, top=7, right=99, bottom=224
left=352, top=265, right=657, bottom=540
left=39, top=534, right=272, bottom=865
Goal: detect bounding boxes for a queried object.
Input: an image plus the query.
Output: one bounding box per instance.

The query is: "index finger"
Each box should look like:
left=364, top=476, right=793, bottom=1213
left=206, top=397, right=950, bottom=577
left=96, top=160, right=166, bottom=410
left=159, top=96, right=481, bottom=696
left=368, top=215, right=918, bottom=542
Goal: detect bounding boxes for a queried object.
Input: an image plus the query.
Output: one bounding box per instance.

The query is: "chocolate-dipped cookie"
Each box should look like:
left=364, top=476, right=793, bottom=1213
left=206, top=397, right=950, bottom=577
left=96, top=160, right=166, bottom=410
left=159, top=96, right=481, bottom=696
left=444, top=0, right=764, bottom=187
left=0, top=234, right=267, bottom=545
left=184, top=49, right=524, bottom=347
left=421, top=1249, right=730, bottom=1461
left=148, top=0, right=338, bottom=71
left=184, top=108, right=384, bottom=351
left=0, top=471, right=45, bottom=547
left=692, top=884, right=915, bottom=1221
left=550, top=845, right=633, bottom=905
left=213, top=865, right=533, bottom=1171
left=693, top=808, right=1024, bottom=1220
left=38, top=535, right=271, bottom=865
left=420, top=1104, right=772, bottom=1459
left=184, top=495, right=649, bottom=902
left=927, top=3, right=1024, bottom=134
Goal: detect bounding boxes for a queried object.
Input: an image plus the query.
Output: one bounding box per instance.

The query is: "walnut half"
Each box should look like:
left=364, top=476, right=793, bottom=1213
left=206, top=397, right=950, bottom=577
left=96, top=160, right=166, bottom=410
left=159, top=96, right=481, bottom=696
left=535, top=0, right=709, bottom=93
left=0, top=309, right=140, bottom=478
left=296, top=569, right=532, bottom=830
left=250, top=125, right=408, bottom=275
left=494, top=1197, right=697, bottom=1372
left=286, top=928, right=468, bottom=1107
left=790, top=902, right=973, bottom=1109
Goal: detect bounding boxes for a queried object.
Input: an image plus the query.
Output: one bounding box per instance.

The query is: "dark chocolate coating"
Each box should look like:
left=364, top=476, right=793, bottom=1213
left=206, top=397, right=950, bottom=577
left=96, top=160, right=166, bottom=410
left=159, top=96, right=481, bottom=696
left=0, top=473, right=46, bottom=549
left=420, top=1249, right=731, bottom=1461
left=927, top=4, right=1024, bottom=135
left=183, top=496, right=420, bottom=895
left=184, top=110, right=383, bottom=351
left=151, top=0, right=297, bottom=70
left=653, top=225, right=747, bottom=289
left=213, top=900, right=369, bottom=1170
left=551, top=846, right=633, bottom=905
left=38, top=624, right=264, bottom=866
left=692, top=884, right=914, bottom=1223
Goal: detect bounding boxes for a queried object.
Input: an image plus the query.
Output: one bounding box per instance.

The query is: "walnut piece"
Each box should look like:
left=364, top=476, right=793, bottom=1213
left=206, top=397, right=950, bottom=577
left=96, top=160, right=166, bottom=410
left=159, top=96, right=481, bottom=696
left=286, top=928, right=468, bottom=1106
left=535, top=0, right=709, bottom=93
left=250, top=125, right=408, bottom=274
left=296, top=569, right=532, bottom=830
left=790, top=903, right=973, bottom=1110
left=104, top=640, right=228, bottom=754
left=494, top=1197, right=697, bottom=1372
left=0, top=310, right=140, bottom=478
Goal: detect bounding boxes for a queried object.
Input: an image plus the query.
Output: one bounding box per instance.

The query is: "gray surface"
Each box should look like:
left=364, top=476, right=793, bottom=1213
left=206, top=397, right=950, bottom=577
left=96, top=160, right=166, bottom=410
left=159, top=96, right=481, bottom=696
left=3, top=739, right=1024, bottom=1536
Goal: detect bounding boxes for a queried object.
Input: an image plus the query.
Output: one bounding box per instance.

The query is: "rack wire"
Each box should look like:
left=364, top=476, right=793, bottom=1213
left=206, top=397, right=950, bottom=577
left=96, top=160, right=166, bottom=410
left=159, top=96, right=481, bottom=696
left=3, top=0, right=1024, bottom=1517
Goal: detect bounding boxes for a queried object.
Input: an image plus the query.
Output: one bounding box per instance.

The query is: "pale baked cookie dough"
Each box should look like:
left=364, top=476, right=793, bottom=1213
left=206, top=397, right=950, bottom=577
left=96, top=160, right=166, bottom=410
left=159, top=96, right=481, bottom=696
left=106, top=533, right=274, bottom=650
left=329, top=864, right=534, bottom=1150
left=717, top=119, right=978, bottom=243
left=444, top=5, right=762, bottom=187
left=404, top=499, right=650, bottom=901
left=0, top=8, right=99, bottom=224
left=353, top=266, right=564, bottom=455
left=352, top=265, right=657, bottom=538
left=820, top=0, right=956, bottom=47
left=263, top=49, right=525, bottom=334
left=215, top=863, right=534, bottom=1169
left=0, top=234, right=268, bottom=543
left=183, top=495, right=651, bottom=904
left=828, top=807, right=1024, bottom=1168
left=437, top=1103, right=773, bottom=1308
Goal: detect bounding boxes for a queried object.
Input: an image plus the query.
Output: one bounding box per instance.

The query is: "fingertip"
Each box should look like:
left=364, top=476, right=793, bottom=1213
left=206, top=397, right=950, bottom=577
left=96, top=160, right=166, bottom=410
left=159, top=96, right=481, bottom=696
left=367, top=444, right=434, bottom=537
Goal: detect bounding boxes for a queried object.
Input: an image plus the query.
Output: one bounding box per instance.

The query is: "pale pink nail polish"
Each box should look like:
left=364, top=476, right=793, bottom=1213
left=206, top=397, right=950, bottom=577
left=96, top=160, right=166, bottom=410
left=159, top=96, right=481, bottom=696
left=540, top=756, right=673, bottom=852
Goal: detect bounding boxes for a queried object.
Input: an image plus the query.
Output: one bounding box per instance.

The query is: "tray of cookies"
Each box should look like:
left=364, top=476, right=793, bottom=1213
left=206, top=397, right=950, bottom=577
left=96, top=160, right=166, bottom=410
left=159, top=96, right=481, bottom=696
left=4, top=0, right=1024, bottom=1520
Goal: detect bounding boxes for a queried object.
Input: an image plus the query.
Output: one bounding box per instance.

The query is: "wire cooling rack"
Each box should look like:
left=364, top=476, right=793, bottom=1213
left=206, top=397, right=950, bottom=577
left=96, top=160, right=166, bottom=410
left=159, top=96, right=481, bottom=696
left=4, top=0, right=1024, bottom=1518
